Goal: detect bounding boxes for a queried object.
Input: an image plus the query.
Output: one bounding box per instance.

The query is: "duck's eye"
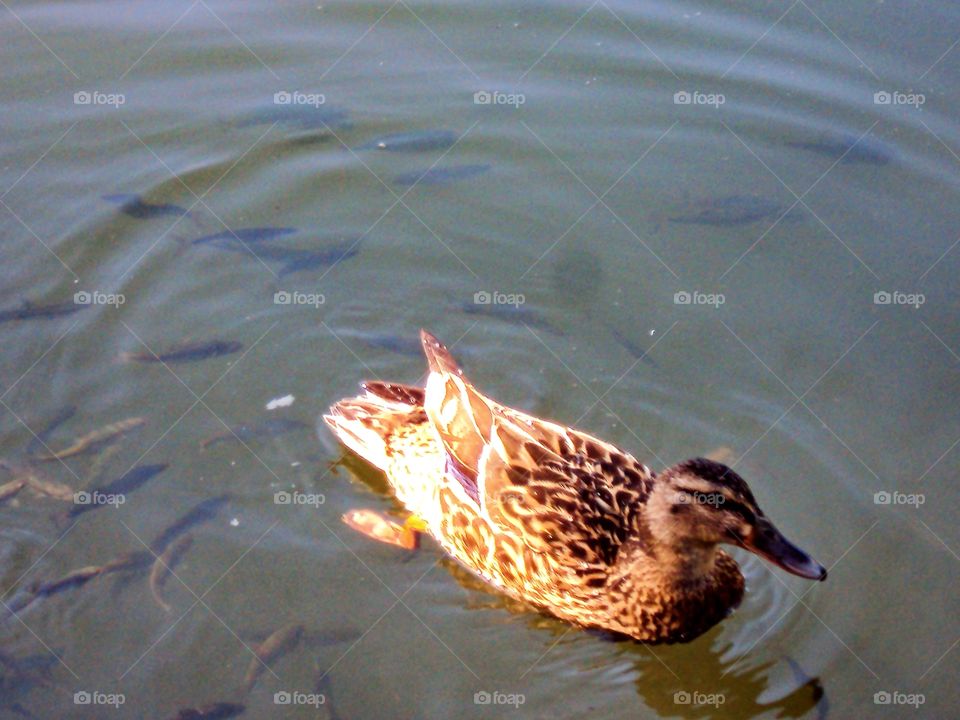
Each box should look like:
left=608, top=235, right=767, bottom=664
left=719, top=498, right=755, bottom=524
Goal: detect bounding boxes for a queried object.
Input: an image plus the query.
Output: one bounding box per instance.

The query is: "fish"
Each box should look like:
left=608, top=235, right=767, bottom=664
left=242, top=623, right=304, bottom=692
left=30, top=565, right=103, bottom=596
left=25, top=406, right=76, bottom=456
left=12, top=551, right=152, bottom=617
left=608, top=327, right=659, bottom=368
left=150, top=534, right=194, bottom=612
left=394, top=163, right=490, bottom=186
left=63, top=463, right=167, bottom=520
left=355, top=333, right=424, bottom=357
left=301, top=628, right=363, bottom=647
left=24, top=473, right=74, bottom=501
left=1, top=590, right=40, bottom=620
left=704, top=446, right=736, bottom=465
left=191, top=228, right=297, bottom=246
left=786, top=133, right=893, bottom=165
left=169, top=702, right=246, bottom=720
left=458, top=301, right=564, bottom=335
left=118, top=340, right=243, bottom=364
left=237, top=105, right=351, bottom=131
left=284, top=131, right=333, bottom=146
left=35, top=417, right=145, bottom=461
left=357, top=129, right=457, bottom=152
left=103, top=194, right=190, bottom=219
left=668, top=195, right=799, bottom=227
left=101, top=550, right=153, bottom=574
left=0, top=478, right=26, bottom=504
left=0, top=301, right=86, bottom=325
left=279, top=247, right=358, bottom=276
left=211, top=242, right=359, bottom=276
left=201, top=419, right=308, bottom=449
left=151, top=494, right=231, bottom=552
left=84, top=440, right=123, bottom=487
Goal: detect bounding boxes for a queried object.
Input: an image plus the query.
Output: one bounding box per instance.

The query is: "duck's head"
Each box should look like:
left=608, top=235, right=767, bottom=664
left=649, top=458, right=827, bottom=582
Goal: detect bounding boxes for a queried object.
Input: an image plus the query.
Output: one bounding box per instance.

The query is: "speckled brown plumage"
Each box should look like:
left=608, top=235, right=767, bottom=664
left=324, top=331, right=825, bottom=643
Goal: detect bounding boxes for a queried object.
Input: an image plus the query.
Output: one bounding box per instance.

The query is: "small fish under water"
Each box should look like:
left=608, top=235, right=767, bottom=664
left=0, top=478, right=26, bottom=504
left=35, top=416, right=145, bottom=461
left=101, top=550, right=154, bottom=574
left=63, top=463, right=167, bottom=520
left=119, top=340, right=243, bottom=364
left=24, top=473, right=74, bottom=501
left=191, top=228, right=296, bottom=246
left=169, top=702, right=245, bottom=720
left=103, top=194, right=190, bottom=219
left=394, top=163, right=490, bottom=186
left=212, top=241, right=360, bottom=277
left=458, top=301, right=563, bottom=335
left=786, top=133, right=893, bottom=165
left=25, top=405, right=76, bottom=456
left=355, top=333, right=424, bottom=357
left=357, top=129, right=457, bottom=152
left=150, top=534, right=194, bottom=612
left=30, top=565, right=104, bottom=597
left=242, top=623, right=304, bottom=693
left=278, top=246, right=359, bottom=276
left=237, top=105, right=351, bottom=131
left=151, top=494, right=231, bottom=553
left=0, top=301, right=86, bottom=325
left=201, top=419, right=308, bottom=448
left=668, top=195, right=800, bottom=227
left=608, top=327, right=659, bottom=368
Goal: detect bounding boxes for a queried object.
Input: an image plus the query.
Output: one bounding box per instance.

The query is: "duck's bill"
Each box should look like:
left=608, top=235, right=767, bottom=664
left=742, top=518, right=827, bottom=581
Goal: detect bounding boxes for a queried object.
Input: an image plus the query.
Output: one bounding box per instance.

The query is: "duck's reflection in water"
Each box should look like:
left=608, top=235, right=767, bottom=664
left=445, top=559, right=826, bottom=719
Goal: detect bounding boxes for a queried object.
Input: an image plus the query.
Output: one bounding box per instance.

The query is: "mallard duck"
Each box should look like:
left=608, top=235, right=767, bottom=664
left=325, top=330, right=826, bottom=643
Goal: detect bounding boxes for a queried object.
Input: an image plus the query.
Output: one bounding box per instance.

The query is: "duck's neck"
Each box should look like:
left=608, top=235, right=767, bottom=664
left=609, top=545, right=745, bottom=643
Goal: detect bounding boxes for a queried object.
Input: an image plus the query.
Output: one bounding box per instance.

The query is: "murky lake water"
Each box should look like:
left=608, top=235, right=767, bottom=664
left=2, top=1, right=959, bottom=718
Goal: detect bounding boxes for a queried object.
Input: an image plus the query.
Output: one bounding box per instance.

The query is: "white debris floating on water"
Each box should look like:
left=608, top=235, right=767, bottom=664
left=266, top=394, right=295, bottom=410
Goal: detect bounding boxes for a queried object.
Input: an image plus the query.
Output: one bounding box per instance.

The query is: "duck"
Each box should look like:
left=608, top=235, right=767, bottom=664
left=324, top=330, right=826, bottom=643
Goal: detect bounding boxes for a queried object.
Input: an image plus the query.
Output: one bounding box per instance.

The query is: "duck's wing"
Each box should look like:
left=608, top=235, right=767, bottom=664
left=420, top=330, right=651, bottom=567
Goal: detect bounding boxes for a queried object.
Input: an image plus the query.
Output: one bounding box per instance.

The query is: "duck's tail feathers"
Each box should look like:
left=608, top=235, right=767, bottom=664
left=324, top=382, right=425, bottom=471
left=420, top=329, right=464, bottom=376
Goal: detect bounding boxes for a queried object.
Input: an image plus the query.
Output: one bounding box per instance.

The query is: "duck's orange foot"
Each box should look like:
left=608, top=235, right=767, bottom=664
left=341, top=509, right=423, bottom=550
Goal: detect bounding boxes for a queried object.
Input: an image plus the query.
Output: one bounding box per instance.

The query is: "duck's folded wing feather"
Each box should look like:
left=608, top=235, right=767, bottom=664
left=479, top=417, right=638, bottom=567
left=419, top=329, right=649, bottom=567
